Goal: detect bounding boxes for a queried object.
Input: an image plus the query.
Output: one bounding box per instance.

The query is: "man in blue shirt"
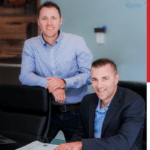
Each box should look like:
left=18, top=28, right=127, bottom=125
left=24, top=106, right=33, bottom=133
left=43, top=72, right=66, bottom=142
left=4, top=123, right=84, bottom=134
left=55, top=58, right=145, bottom=150
left=19, top=1, right=93, bottom=142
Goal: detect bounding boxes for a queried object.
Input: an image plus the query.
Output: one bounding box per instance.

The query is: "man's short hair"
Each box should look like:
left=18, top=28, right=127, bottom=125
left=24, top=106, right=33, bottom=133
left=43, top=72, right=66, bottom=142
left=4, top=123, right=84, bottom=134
left=92, top=58, right=117, bottom=74
left=37, top=1, right=61, bottom=18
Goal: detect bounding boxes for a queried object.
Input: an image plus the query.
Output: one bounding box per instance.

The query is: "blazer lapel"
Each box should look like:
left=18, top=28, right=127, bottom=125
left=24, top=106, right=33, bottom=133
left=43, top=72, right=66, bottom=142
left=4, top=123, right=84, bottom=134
left=88, top=94, right=99, bottom=138
left=101, top=86, right=122, bottom=136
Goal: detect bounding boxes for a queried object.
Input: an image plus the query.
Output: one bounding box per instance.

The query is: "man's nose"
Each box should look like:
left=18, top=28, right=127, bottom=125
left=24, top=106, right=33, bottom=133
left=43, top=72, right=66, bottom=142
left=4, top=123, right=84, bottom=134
left=47, top=19, right=52, bottom=25
left=98, top=80, right=104, bottom=88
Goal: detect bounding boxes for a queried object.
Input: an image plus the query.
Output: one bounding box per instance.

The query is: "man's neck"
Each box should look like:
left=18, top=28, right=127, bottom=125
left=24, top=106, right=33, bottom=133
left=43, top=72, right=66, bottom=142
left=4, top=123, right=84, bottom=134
left=100, top=86, right=117, bottom=109
left=42, top=32, right=59, bottom=46
left=100, top=101, right=110, bottom=109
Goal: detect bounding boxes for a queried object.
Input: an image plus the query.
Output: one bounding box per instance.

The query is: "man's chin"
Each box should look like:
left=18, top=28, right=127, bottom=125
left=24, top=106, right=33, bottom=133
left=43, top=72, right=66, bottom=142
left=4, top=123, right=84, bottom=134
left=97, top=94, right=106, bottom=100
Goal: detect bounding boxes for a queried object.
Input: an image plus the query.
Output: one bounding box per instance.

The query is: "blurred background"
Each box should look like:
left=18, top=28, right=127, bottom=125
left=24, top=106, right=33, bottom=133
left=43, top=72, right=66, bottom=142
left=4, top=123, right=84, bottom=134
left=0, top=0, right=146, bottom=92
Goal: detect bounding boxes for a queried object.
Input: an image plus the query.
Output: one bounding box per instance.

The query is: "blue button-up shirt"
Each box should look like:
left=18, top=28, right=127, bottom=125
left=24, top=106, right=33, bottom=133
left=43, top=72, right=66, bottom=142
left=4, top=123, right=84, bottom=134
left=94, top=99, right=111, bottom=138
left=19, top=31, right=93, bottom=105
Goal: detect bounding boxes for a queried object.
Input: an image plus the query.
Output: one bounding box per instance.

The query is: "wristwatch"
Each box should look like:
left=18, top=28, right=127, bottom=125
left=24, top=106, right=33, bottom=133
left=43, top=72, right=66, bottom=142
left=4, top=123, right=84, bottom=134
left=62, top=79, right=66, bottom=84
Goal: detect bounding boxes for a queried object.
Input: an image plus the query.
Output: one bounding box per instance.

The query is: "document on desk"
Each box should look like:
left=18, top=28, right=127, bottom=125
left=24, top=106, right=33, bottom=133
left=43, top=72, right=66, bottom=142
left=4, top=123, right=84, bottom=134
left=16, top=141, right=58, bottom=150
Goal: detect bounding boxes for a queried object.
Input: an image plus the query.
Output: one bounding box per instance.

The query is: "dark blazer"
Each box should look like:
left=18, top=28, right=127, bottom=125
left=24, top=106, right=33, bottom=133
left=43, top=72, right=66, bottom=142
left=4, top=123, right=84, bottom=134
left=70, top=86, right=145, bottom=150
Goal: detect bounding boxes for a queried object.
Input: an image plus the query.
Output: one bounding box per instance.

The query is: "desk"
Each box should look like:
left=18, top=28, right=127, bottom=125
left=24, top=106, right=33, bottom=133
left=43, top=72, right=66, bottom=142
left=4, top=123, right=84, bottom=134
left=0, top=133, right=66, bottom=150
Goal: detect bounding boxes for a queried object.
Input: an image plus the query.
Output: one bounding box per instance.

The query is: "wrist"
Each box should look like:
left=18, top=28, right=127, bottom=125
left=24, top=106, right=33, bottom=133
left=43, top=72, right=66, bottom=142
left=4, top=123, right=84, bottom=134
left=76, top=141, right=82, bottom=149
left=62, top=79, right=66, bottom=88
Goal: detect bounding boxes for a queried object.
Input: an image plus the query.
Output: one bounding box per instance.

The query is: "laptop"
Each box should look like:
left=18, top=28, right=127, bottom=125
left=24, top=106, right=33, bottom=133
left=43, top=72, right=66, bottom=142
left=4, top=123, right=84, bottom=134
left=0, top=135, right=16, bottom=145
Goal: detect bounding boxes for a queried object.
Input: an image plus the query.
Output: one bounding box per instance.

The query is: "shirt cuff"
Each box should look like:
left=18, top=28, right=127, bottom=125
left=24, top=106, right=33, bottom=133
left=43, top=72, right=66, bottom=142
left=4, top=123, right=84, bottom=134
left=39, top=78, right=49, bottom=88
left=64, top=78, right=74, bottom=89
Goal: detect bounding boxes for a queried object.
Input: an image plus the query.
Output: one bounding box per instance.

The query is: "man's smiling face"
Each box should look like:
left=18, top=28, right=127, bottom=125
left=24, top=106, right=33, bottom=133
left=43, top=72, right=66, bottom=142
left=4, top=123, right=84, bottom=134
left=91, top=64, right=119, bottom=104
left=38, top=7, right=62, bottom=42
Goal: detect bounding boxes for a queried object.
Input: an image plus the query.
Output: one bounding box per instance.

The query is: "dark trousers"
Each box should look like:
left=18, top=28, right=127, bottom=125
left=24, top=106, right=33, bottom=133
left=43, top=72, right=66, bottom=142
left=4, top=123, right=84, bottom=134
left=48, top=107, right=80, bottom=142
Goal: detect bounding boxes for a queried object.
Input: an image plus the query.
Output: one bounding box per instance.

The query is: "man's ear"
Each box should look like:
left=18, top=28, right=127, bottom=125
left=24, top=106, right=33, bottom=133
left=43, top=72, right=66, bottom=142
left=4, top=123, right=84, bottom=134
left=115, top=74, right=119, bottom=85
left=37, top=18, right=40, bottom=26
left=60, top=16, right=63, bottom=25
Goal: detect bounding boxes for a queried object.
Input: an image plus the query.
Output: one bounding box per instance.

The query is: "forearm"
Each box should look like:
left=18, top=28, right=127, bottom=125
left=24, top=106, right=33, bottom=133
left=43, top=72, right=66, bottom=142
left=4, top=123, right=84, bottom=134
left=81, top=134, right=129, bottom=150
left=19, top=72, right=48, bottom=87
left=64, top=72, right=92, bottom=89
left=64, top=37, right=93, bottom=89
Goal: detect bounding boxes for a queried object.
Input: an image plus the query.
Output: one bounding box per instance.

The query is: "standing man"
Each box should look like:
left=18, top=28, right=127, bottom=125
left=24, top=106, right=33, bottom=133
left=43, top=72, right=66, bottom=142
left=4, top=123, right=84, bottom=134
left=55, top=58, right=145, bottom=150
left=19, top=1, right=93, bottom=142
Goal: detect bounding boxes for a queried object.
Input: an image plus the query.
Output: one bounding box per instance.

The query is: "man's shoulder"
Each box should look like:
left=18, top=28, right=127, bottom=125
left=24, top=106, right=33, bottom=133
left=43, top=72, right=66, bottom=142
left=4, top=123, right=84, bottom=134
left=62, top=32, right=83, bottom=40
left=24, top=36, right=41, bottom=45
left=119, top=86, right=145, bottom=104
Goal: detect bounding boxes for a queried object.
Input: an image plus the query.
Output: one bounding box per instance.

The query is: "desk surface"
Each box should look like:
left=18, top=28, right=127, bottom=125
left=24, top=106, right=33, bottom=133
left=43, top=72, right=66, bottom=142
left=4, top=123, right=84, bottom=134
left=0, top=134, right=66, bottom=150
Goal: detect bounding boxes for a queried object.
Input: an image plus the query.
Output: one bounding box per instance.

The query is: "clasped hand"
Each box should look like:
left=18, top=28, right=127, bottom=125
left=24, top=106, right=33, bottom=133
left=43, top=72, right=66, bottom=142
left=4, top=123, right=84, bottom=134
left=45, top=77, right=66, bottom=104
left=54, top=141, right=82, bottom=150
left=46, top=77, right=66, bottom=92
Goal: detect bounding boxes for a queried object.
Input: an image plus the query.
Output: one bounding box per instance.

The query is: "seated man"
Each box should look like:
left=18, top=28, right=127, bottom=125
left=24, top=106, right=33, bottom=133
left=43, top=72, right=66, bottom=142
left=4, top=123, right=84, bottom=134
left=55, top=58, right=145, bottom=150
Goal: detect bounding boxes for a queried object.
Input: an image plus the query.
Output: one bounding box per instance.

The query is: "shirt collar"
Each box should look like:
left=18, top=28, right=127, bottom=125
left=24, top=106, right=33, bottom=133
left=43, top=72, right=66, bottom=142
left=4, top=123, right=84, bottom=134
left=56, top=31, right=63, bottom=43
left=40, top=33, right=46, bottom=45
left=40, top=30, right=63, bottom=46
left=96, top=99, right=112, bottom=112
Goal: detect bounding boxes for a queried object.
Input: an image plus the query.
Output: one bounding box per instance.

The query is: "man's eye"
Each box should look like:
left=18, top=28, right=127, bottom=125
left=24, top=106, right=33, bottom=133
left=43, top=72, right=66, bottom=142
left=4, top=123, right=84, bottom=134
left=42, top=18, right=46, bottom=20
left=53, top=17, right=56, bottom=19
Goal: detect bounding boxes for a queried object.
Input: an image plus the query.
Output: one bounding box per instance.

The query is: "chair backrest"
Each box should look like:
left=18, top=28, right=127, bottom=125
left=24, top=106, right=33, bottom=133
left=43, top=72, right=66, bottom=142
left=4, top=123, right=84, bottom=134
left=0, top=85, right=50, bottom=142
left=118, top=81, right=146, bottom=150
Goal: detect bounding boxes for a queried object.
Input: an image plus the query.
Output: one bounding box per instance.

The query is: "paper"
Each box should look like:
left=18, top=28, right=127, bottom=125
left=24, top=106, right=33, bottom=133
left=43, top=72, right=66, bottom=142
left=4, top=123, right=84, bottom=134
left=16, top=141, right=58, bottom=150
left=96, top=33, right=105, bottom=43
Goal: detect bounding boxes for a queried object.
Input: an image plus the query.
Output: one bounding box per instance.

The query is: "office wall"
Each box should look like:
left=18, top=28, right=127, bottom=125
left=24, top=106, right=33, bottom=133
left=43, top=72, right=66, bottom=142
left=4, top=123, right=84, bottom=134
left=41, top=0, right=146, bottom=93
